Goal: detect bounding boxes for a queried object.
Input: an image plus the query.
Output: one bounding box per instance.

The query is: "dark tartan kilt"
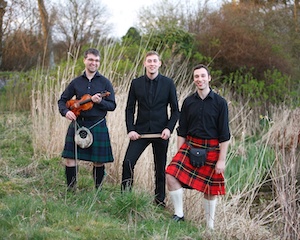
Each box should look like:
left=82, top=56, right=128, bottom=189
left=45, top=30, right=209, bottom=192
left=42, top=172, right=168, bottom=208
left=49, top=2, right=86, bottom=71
left=166, top=136, right=225, bottom=195
left=62, top=118, right=114, bottom=163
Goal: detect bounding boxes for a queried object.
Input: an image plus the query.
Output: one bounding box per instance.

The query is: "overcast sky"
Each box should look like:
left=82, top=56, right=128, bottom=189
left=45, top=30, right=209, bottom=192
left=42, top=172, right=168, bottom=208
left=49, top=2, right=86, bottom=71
left=101, top=0, right=222, bottom=38
left=101, top=0, right=159, bottom=38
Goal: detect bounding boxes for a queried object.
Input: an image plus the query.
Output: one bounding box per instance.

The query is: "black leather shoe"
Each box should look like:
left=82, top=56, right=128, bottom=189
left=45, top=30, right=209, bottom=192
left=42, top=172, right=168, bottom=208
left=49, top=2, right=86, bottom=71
left=172, top=215, right=184, bottom=222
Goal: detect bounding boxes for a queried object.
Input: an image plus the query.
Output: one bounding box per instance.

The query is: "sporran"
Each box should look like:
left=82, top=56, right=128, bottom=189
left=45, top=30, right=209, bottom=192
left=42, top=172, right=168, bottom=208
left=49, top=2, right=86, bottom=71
left=189, top=147, right=207, bottom=168
left=74, top=118, right=104, bottom=149
left=74, top=126, right=93, bottom=148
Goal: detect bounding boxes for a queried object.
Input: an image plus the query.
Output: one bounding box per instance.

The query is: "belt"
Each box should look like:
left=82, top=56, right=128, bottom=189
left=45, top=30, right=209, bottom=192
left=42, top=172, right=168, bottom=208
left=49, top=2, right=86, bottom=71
left=77, top=116, right=104, bottom=121
left=186, top=140, right=220, bottom=150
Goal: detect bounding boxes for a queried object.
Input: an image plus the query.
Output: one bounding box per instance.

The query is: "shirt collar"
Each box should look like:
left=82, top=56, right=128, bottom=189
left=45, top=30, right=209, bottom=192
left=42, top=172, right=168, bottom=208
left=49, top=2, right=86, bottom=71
left=193, top=88, right=214, bottom=100
left=82, top=71, right=101, bottom=79
left=145, top=74, right=159, bottom=82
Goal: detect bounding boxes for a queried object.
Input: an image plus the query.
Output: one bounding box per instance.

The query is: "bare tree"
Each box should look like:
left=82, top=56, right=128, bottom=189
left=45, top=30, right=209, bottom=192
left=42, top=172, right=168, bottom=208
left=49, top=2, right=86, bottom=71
left=294, top=0, right=299, bottom=32
left=0, top=0, right=111, bottom=70
left=37, top=0, right=55, bottom=68
left=0, top=0, right=7, bottom=68
left=1, top=0, right=44, bottom=71
left=54, top=0, right=111, bottom=51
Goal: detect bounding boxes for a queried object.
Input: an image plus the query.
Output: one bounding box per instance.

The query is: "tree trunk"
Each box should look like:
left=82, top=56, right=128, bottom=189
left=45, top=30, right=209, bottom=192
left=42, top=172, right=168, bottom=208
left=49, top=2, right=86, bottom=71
left=37, top=0, right=55, bottom=69
left=294, top=0, right=299, bottom=32
left=0, top=0, right=7, bottom=69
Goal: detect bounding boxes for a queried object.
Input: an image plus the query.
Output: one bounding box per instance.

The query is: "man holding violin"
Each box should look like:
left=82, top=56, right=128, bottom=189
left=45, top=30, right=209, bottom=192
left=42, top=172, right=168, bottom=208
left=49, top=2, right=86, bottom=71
left=58, top=48, right=116, bottom=191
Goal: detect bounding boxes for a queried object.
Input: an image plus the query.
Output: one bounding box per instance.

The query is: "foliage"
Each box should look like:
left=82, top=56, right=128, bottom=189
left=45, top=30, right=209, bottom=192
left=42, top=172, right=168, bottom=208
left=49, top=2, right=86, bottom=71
left=222, top=67, right=295, bottom=106
left=144, top=27, right=195, bottom=57
left=0, top=71, right=33, bottom=112
left=226, top=137, right=275, bottom=194
left=122, top=27, right=142, bottom=45
left=179, top=1, right=300, bottom=108
left=2, top=29, right=43, bottom=71
left=194, top=3, right=293, bottom=79
left=133, top=0, right=299, bottom=105
left=263, top=69, right=294, bottom=104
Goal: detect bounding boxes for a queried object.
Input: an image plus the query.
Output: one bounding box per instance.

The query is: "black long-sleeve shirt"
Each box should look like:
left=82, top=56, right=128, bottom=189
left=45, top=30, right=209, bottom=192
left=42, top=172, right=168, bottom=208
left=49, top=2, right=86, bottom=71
left=58, top=71, right=116, bottom=118
left=177, top=89, right=230, bottom=143
left=125, top=74, right=179, bottom=134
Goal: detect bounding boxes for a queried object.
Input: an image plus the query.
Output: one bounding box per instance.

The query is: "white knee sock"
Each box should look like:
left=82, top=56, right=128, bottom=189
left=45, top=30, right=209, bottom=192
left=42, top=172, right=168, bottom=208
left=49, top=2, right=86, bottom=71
left=203, top=198, right=217, bottom=229
left=169, top=188, right=184, bottom=217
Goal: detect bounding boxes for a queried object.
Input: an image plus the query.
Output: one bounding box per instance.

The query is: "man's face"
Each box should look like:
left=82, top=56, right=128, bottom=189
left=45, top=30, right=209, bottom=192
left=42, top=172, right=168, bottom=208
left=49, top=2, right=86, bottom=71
left=83, top=53, right=100, bottom=74
left=144, top=54, right=161, bottom=76
left=193, top=68, right=211, bottom=91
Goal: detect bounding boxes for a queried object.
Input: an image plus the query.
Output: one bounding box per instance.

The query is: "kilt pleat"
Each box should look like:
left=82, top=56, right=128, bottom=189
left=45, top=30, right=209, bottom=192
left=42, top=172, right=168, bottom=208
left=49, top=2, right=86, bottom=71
left=62, top=118, right=114, bottom=163
left=166, top=136, right=225, bottom=195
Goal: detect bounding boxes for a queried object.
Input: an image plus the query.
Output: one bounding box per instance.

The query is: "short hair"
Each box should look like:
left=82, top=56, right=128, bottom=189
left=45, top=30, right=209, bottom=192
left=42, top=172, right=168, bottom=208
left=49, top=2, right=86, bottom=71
left=193, top=64, right=210, bottom=76
left=84, top=48, right=100, bottom=59
left=145, top=50, right=161, bottom=60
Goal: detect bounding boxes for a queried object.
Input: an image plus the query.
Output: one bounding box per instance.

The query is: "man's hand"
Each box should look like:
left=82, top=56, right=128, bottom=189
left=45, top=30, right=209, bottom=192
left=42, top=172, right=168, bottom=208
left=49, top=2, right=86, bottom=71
left=215, top=140, right=230, bottom=175
left=161, top=128, right=171, bottom=140
left=128, top=131, right=140, bottom=141
left=91, top=93, right=102, bottom=104
left=215, top=159, right=225, bottom=175
left=65, top=110, right=77, bottom=121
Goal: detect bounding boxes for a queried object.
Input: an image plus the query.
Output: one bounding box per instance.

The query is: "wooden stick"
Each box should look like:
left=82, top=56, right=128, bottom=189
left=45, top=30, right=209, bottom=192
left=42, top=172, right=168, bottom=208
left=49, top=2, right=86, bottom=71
left=140, top=133, right=161, bottom=139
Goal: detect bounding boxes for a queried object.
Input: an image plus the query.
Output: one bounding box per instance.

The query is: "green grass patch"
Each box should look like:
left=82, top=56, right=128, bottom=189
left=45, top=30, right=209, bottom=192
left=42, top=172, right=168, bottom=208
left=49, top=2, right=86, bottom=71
left=225, top=137, right=275, bottom=193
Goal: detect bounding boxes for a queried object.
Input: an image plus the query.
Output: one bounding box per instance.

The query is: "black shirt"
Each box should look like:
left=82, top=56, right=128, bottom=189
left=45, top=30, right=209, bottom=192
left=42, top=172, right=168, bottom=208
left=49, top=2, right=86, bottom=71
left=58, top=71, right=116, bottom=119
left=177, top=89, right=230, bottom=143
left=145, top=75, right=158, bottom=105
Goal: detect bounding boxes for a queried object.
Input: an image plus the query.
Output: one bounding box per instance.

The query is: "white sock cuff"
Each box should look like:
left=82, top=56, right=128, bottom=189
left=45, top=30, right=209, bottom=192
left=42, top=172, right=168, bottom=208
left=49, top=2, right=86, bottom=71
left=203, top=198, right=217, bottom=205
left=169, top=188, right=183, bottom=196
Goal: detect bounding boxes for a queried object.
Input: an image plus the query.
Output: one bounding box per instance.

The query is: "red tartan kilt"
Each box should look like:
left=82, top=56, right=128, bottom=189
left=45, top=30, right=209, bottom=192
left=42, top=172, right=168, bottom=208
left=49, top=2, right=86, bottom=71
left=166, top=136, right=225, bottom=195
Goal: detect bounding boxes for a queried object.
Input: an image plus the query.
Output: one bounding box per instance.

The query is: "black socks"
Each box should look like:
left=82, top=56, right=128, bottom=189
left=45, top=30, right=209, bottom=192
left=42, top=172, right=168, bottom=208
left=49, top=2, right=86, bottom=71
left=93, top=165, right=105, bottom=189
left=65, top=166, right=77, bottom=190
left=65, top=165, right=105, bottom=190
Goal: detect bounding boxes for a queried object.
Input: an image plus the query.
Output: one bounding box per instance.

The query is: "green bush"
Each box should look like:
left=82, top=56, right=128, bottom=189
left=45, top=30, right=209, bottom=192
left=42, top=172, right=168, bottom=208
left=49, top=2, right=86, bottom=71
left=223, top=67, right=294, bottom=106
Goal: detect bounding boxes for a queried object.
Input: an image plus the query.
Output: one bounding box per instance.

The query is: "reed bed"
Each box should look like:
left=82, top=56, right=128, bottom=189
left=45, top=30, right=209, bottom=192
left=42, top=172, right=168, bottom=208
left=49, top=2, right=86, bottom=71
left=29, top=46, right=299, bottom=239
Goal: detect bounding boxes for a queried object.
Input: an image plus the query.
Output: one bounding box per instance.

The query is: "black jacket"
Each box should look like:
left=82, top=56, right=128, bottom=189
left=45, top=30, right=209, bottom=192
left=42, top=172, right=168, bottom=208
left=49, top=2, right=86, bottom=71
left=125, top=74, right=179, bottom=134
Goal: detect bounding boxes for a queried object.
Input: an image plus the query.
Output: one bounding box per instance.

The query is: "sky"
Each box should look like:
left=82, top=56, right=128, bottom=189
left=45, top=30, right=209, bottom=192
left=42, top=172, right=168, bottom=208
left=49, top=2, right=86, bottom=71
left=101, top=0, right=160, bottom=38
left=101, top=0, right=222, bottom=38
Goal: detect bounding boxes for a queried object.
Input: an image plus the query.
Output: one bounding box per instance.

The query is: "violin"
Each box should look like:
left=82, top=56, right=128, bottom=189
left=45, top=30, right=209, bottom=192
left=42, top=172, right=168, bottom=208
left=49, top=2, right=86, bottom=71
left=66, top=91, right=110, bottom=117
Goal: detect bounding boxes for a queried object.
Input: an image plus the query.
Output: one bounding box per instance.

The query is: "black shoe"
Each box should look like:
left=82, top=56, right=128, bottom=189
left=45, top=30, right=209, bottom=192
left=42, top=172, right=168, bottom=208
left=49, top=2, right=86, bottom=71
left=67, top=185, right=77, bottom=193
left=154, top=199, right=166, bottom=208
left=172, top=215, right=184, bottom=222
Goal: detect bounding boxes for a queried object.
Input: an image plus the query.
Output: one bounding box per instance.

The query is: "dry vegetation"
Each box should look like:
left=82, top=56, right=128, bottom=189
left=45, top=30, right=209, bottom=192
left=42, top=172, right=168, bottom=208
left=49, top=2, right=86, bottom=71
left=29, top=49, right=299, bottom=240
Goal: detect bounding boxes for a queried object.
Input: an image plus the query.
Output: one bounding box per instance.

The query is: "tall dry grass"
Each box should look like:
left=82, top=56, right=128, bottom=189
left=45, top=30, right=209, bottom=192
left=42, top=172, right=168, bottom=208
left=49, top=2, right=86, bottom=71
left=264, top=107, right=300, bottom=240
left=31, top=46, right=299, bottom=239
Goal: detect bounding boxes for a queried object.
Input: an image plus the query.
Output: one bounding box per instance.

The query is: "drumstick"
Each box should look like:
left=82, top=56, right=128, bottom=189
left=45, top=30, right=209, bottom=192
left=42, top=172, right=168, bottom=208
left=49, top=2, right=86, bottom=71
left=140, top=133, right=162, bottom=139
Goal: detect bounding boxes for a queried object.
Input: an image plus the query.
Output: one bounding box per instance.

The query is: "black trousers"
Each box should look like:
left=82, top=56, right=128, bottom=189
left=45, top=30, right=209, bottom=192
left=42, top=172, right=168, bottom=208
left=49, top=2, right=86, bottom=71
left=121, top=138, right=169, bottom=203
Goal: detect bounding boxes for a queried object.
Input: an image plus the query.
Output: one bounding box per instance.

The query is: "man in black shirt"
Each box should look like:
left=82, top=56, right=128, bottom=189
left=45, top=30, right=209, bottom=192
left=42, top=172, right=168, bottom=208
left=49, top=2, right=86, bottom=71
left=121, top=51, right=179, bottom=207
left=166, top=64, right=230, bottom=229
